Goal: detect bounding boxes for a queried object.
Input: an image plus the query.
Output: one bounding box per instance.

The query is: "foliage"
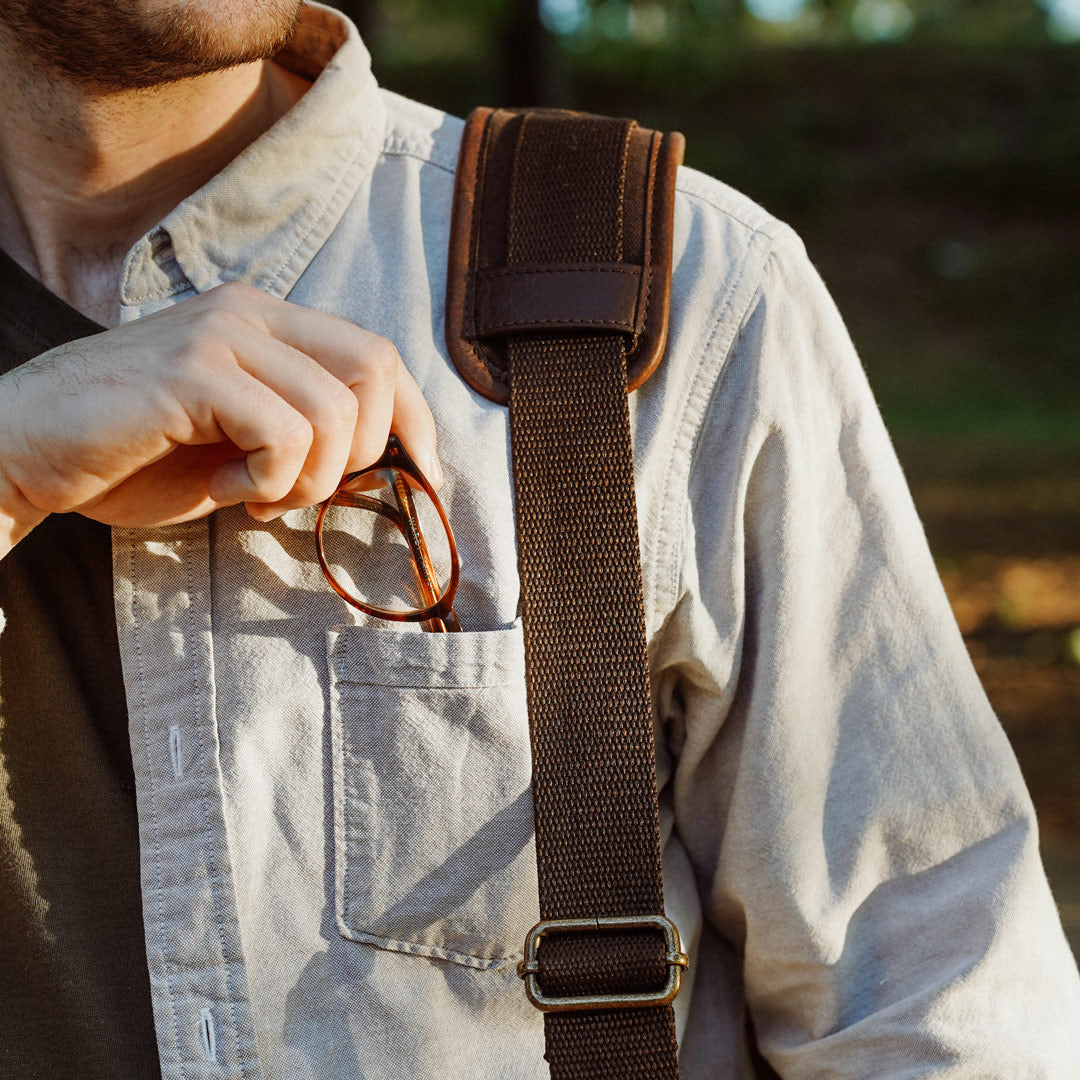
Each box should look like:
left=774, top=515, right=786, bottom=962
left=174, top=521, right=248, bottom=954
left=325, top=2, right=1080, bottom=483
left=331, top=0, right=1072, bottom=51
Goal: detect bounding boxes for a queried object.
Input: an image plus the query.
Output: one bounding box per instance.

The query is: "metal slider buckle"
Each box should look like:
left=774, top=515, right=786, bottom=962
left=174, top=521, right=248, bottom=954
left=517, top=913, right=689, bottom=1013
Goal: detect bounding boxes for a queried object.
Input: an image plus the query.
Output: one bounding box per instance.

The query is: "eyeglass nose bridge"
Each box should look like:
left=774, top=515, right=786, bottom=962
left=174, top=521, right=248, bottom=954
left=315, top=435, right=460, bottom=629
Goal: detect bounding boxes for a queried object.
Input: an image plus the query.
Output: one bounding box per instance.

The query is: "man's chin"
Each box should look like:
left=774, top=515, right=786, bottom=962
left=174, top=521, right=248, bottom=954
left=2, top=0, right=306, bottom=91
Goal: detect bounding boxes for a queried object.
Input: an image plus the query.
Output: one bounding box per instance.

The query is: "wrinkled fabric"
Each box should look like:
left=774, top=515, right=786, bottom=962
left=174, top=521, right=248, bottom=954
left=3, top=3, right=1078, bottom=1078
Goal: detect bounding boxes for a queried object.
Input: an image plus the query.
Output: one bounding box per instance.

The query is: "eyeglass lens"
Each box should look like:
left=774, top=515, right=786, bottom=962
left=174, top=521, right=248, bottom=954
left=318, top=466, right=454, bottom=617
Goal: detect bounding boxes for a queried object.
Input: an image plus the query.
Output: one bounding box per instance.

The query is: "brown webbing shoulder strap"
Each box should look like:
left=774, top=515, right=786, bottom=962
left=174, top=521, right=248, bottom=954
left=448, top=108, right=685, bottom=1080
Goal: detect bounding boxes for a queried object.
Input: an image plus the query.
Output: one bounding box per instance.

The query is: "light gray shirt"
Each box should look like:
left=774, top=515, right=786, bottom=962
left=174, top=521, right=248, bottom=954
left=7, top=4, right=1079, bottom=1077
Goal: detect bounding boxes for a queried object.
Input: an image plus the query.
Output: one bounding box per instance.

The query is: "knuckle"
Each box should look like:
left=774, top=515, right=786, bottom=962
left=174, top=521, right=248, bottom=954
left=161, top=341, right=210, bottom=383
left=161, top=337, right=231, bottom=389
left=276, top=414, right=314, bottom=455
left=362, top=336, right=401, bottom=385
left=195, top=306, right=249, bottom=341
left=205, top=280, right=258, bottom=307
left=327, top=383, right=360, bottom=428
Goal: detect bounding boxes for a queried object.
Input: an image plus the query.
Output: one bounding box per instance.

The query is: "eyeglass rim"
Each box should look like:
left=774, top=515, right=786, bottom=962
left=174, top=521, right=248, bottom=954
left=314, top=434, right=460, bottom=623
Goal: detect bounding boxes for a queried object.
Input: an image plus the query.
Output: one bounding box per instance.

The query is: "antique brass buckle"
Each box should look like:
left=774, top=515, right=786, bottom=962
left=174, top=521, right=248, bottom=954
left=517, top=914, right=689, bottom=1013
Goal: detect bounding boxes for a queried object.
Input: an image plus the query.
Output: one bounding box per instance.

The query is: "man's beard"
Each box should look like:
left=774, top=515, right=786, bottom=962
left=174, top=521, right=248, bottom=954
left=0, top=0, right=307, bottom=90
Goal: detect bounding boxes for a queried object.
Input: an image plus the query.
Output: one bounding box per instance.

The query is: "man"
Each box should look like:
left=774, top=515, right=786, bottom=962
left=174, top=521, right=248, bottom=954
left=0, top=2, right=1076, bottom=1078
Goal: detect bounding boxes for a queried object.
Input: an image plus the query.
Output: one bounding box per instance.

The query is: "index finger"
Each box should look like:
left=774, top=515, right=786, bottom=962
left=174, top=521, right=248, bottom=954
left=205, top=283, right=441, bottom=483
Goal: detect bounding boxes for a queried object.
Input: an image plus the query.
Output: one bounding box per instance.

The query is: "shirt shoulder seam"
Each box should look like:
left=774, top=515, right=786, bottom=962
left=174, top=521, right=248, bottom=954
left=675, top=180, right=794, bottom=243
left=648, top=223, right=780, bottom=626
left=380, top=143, right=458, bottom=176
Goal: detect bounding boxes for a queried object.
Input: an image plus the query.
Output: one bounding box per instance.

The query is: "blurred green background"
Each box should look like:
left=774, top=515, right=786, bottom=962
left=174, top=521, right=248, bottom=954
left=327, top=0, right=1080, bottom=954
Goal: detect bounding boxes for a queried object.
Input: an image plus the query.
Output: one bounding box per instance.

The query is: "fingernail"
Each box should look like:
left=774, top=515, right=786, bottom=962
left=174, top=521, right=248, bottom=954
left=427, top=452, right=444, bottom=489
left=247, top=504, right=288, bottom=522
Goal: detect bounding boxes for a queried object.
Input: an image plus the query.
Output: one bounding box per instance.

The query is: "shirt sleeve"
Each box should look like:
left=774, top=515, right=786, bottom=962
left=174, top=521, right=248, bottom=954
left=663, top=227, right=1080, bottom=1077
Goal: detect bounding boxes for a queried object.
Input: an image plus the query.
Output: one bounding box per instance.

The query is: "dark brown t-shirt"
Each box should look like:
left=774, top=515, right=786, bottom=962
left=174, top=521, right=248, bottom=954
left=0, top=251, right=161, bottom=1077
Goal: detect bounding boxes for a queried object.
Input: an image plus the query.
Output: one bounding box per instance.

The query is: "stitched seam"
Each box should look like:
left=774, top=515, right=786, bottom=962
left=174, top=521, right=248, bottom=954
left=336, top=925, right=521, bottom=969
left=616, top=121, right=631, bottom=263
left=121, top=231, right=197, bottom=304
left=630, top=131, right=660, bottom=349
left=380, top=147, right=457, bottom=175
left=481, top=316, right=637, bottom=330
left=477, top=265, right=642, bottom=277
left=661, top=245, right=767, bottom=610
left=649, top=229, right=777, bottom=624
left=261, top=92, right=393, bottom=299
left=331, top=657, right=349, bottom=994
left=129, top=536, right=188, bottom=1078
left=334, top=677, right=522, bottom=690
left=636, top=263, right=652, bottom=352
left=181, top=545, right=252, bottom=1076
left=469, top=116, right=510, bottom=392
left=262, top=140, right=372, bottom=298
left=675, top=183, right=789, bottom=238
left=124, top=278, right=193, bottom=306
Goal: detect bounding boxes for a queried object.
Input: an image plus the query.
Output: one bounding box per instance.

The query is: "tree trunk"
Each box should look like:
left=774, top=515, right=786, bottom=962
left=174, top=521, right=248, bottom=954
left=499, top=0, right=562, bottom=106
left=328, top=1, right=381, bottom=45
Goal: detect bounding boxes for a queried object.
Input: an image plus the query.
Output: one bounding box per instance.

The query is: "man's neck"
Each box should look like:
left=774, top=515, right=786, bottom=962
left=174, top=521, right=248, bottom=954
left=0, top=32, right=309, bottom=326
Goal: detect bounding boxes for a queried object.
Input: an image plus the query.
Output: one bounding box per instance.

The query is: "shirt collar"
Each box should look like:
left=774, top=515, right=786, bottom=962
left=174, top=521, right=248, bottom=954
left=118, top=2, right=386, bottom=314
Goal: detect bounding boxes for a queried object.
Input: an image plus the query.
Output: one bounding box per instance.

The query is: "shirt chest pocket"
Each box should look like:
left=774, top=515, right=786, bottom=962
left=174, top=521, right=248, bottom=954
left=328, top=623, right=538, bottom=971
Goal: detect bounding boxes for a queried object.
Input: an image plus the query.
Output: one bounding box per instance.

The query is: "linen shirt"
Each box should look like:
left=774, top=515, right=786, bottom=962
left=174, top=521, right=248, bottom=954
left=6, top=5, right=1079, bottom=1077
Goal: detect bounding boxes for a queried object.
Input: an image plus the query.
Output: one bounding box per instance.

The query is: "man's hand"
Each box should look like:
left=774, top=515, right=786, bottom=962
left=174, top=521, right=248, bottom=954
left=0, top=283, right=440, bottom=555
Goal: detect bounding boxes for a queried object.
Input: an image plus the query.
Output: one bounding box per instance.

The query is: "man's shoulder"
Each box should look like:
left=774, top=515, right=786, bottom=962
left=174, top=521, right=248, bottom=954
left=675, top=162, right=790, bottom=247
left=378, top=89, right=464, bottom=176
left=374, top=89, right=797, bottom=283
left=364, top=94, right=831, bottom=413
left=669, top=163, right=802, bottom=332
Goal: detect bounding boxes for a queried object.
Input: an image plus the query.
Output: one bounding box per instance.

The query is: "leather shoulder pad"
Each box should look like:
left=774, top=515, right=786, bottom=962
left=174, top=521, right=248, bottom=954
left=446, top=107, right=684, bottom=405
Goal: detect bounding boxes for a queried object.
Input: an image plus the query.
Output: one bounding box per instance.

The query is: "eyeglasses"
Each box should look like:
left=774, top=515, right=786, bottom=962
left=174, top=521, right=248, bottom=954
left=315, top=434, right=461, bottom=632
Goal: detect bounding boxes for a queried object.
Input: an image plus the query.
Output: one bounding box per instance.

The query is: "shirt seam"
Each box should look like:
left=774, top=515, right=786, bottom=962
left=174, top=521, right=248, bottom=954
left=674, top=181, right=793, bottom=240
left=334, top=677, right=522, bottom=689
left=649, top=227, right=780, bottom=625
left=128, top=534, right=188, bottom=1076
left=181, top=542, right=252, bottom=1076
left=122, top=275, right=195, bottom=308
left=380, top=146, right=457, bottom=175
left=263, top=136, right=381, bottom=299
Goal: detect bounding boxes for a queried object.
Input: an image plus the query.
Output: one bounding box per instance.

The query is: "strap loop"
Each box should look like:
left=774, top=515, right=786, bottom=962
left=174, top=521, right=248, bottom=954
left=474, top=264, right=644, bottom=336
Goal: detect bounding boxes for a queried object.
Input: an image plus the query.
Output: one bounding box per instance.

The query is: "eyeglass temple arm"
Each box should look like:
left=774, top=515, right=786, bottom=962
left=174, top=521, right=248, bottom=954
left=332, top=488, right=454, bottom=630
left=330, top=488, right=439, bottom=596
left=388, top=474, right=459, bottom=632
left=331, top=490, right=409, bottom=532
left=329, top=468, right=459, bottom=632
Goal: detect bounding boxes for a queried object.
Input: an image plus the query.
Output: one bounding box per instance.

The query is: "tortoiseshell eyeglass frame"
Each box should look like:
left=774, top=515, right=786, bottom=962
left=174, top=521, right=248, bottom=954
left=315, top=434, right=461, bottom=633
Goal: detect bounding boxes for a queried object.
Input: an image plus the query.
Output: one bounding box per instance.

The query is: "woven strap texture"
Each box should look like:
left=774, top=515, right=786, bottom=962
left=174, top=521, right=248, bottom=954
left=502, top=112, right=680, bottom=1080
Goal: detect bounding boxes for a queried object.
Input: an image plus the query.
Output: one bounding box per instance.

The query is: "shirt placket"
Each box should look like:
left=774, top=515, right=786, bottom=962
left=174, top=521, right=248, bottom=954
left=113, top=520, right=262, bottom=1080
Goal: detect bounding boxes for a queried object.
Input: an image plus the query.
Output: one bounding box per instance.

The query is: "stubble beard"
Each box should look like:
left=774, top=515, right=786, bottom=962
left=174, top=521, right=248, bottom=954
left=0, top=0, right=307, bottom=91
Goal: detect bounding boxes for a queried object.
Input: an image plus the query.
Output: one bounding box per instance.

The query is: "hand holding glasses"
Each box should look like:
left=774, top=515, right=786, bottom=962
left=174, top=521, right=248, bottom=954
left=315, top=435, right=461, bottom=632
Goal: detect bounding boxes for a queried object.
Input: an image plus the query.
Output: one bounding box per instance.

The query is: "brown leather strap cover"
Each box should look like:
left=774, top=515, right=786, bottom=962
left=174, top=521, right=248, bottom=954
left=447, top=107, right=684, bottom=404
